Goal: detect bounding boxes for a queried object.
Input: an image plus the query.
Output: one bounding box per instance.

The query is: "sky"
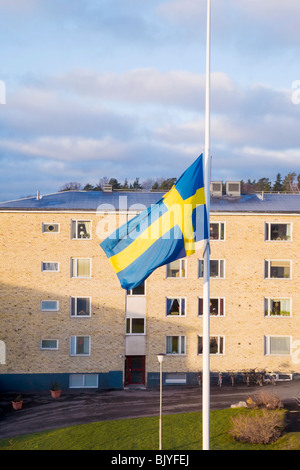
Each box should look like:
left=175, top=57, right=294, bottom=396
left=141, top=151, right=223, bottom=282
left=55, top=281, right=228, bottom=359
left=0, top=0, right=300, bottom=201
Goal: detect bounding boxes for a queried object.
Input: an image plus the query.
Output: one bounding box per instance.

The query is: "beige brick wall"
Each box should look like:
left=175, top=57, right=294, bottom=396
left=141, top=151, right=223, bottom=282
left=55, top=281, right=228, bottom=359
left=0, top=210, right=300, bottom=381
left=146, top=214, right=300, bottom=376
left=0, top=212, right=126, bottom=374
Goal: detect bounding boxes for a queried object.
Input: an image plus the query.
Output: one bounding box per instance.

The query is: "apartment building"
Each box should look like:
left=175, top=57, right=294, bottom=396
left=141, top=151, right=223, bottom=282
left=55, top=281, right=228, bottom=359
left=0, top=184, right=300, bottom=391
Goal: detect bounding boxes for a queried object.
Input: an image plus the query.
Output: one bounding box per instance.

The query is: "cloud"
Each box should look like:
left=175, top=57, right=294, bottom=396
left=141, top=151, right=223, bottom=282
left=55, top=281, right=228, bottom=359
left=157, top=0, right=300, bottom=48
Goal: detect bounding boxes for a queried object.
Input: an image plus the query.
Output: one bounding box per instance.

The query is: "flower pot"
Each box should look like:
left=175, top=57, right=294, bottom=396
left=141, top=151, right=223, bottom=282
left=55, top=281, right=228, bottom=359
left=50, top=389, right=62, bottom=399
left=11, top=400, right=23, bottom=410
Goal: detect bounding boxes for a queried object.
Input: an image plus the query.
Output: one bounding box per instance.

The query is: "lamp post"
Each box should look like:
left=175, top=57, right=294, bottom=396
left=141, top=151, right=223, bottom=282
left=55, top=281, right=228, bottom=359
left=157, top=353, right=165, bottom=450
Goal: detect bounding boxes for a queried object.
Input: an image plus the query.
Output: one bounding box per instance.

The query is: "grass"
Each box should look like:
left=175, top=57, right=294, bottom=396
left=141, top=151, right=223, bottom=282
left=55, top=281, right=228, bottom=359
left=1, top=408, right=300, bottom=451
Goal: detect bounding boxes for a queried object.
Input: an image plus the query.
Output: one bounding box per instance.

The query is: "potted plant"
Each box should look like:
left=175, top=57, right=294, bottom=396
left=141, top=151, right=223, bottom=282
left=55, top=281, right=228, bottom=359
left=11, top=394, right=23, bottom=410
left=50, top=382, right=62, bottom=399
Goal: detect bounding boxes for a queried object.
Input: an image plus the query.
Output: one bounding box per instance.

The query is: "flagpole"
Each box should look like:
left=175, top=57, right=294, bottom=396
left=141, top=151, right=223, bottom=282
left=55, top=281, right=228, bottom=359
left=203, top=0, right=211, bottom=451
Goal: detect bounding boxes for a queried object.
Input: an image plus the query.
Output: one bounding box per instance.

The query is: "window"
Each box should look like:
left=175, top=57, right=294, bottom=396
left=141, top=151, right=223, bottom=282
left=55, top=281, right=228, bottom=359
left=210, top=222, right=225, bottom=240
left=166, top=298, right=185, bottom=316
left=198, top=336, right=224, bottom=355
left=70, top=336, right=90, bottom=356
left=41, top=300, right=59, bottom=311
left=71, top=297, right=91, bottom=317
left=198, top=298, right=224, bottom=316
left=41, top=339, right=58, bottom=350
left=264, top=298, right=291, bottom=317
left=71, top=258, right=91, bottom=278
left=166, top=336, right=186, bottom=355
left=69, top=374, right=98, bottom=388
left=42, top=262, right=59, bottom=272
left=126, top=318, right=145, bottom=334
left=198, top=259, right=225, bottom=278
left=71, top=220, right=92, bottom=239
left=166, top=259, right=186, bottom=278
left=264, top=260, right=291, bottom=279
left=265, top=223, right=291, bottom=241
left=127, top=282, right=145, bottom=296
left=42, top=223, right=59, bottom=233
left=265, top=336, right=291, bottom=355
left=165, top=373, right=187, bottom=384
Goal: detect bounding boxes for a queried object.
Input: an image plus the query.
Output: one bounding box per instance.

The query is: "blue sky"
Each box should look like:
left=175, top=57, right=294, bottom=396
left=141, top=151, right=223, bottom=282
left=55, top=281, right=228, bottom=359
left=0, top=0, right=300, bottom=201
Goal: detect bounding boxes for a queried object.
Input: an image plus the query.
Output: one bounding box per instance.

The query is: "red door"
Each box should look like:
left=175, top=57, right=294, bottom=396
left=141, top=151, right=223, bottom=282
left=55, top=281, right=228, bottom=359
left=125, top=356, right=145, bottom=385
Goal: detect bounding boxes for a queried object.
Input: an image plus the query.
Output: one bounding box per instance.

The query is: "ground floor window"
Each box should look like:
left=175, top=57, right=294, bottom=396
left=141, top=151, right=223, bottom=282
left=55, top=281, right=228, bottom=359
left=264, top=336, right=291, bottom=355
left=69, top=374, right=98, bottom=388
left=70, top=336, right=90, bottom=356
left=40, top=339, right=58, bottom=350
left=197, top=335, right=224, bottom=355
left=166, top=336, right=186, bottom=355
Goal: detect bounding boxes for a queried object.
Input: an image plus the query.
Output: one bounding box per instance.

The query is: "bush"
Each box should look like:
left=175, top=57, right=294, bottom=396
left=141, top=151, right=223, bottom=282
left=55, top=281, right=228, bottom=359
left=229, top=409, right=286, bottom=445
left=246, top=392, right=283, bottom=410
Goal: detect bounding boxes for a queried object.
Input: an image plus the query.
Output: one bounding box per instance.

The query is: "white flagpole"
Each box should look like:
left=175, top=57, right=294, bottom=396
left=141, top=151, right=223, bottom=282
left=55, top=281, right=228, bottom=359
left=203, top=0, right=211, bottom=451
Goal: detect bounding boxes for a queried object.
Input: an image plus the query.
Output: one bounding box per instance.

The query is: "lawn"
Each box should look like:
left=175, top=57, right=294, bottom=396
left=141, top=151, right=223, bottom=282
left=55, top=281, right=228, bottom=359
left=0, top=408, right=300, bottom=451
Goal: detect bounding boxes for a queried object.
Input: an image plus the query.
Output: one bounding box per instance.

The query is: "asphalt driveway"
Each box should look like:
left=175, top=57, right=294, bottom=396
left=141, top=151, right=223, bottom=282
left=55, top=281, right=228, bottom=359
left=1, top=381, right=300, bottom=440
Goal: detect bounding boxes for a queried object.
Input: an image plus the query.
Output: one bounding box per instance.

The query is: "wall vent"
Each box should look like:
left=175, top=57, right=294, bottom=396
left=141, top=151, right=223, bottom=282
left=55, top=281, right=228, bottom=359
left=210, top=181, right=223, bottom=196
left=226, top=181, right=241, bottom=197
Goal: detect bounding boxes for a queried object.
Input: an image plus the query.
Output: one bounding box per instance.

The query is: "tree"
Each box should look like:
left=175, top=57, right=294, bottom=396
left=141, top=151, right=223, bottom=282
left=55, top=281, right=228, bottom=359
left=108, top=178, right=121, bottom=190
left=122, top=178, right=129, bottom=190
left=132, top=177, right=142, bottom=190
left=272, top=173, right=282, bottom=192
left=282, top=172, right=296, bottom=192
left=83, top=183, right=95, bottom=191
left=254, top=178, right=272, bottom=192
left=60, top=182, right=81, bottom=192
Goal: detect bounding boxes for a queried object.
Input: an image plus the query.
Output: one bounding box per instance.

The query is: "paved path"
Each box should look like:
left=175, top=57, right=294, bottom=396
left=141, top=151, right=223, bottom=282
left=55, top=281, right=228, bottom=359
left=0, top=382, right=300, bottom=440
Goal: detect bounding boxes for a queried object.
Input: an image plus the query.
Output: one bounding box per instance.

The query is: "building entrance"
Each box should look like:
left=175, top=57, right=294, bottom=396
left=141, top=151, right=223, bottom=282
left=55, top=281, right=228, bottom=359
left=125, top=356, right=145, bottom=385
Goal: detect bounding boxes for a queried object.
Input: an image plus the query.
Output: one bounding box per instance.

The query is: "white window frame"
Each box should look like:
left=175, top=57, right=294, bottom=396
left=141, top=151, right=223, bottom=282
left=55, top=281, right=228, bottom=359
left=70, top=335, right=91, bottom=356
left=70, top=297, right=91, bottom=317
left=198, top=259, right=225, bottom=279
left=210, top=222, right=225, bottom=241
left=69, top=373, right=98, bottom=388
left=166, top=335, right=186, bottom=355
left=42, top=223, right=60, bottom=234
left=166, top=259, right=187, bottom=279
left=265, top=222, right=292, bottom=242
left=197, top=335, right=225, bottom=355
left=41, top=300, right=59, bottom=312
left=40, top=339, right=58, bottom=350
left=198, top=297, right=225, bottom=317
left=264, top=335, right=292, bottom=356
left=126, top=281, right=146, bottom=296
left=71, top=220, right=92, bottom=240
left=71, top=258, right=91, bottom=278
left=264, top=260, right=292, bottom=279
left=165, top=373, right=187, bottom=384
left=42, top=262, right=59, bottom=272
left=264, top=298, right=292, bottom=317
left=166, top=297, right=186, bottom=316
left=125, top=317, right=146, bottom=335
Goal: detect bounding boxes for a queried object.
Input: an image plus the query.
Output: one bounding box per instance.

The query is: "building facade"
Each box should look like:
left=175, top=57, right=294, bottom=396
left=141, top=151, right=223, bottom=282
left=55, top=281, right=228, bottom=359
left=0, top=187, right=300, bottom=391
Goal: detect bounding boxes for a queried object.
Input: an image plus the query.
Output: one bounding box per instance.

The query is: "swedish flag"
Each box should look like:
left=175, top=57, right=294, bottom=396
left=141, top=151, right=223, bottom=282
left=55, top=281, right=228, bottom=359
left=100, top=155, right=208, bottom=290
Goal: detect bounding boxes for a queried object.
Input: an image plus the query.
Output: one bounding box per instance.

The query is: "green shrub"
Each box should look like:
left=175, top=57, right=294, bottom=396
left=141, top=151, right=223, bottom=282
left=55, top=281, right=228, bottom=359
left=229, top=409, right=286, bottom=445
left=246, top=391, right=283, bottom=410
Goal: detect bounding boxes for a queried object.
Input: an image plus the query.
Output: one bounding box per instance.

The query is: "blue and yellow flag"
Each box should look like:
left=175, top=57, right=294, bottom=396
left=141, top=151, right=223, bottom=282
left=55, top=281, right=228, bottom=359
left=100, top=155, right=208, bottom=290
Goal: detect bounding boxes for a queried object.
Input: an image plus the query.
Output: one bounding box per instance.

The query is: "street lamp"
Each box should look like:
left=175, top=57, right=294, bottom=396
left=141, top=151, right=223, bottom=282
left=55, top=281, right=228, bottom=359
left=157, top=353, right=165, bottom=450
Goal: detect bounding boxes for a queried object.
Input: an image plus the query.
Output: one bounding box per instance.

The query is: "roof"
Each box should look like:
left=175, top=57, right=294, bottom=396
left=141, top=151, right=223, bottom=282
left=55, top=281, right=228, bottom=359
left=0, top=190, right=300, bottom=213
